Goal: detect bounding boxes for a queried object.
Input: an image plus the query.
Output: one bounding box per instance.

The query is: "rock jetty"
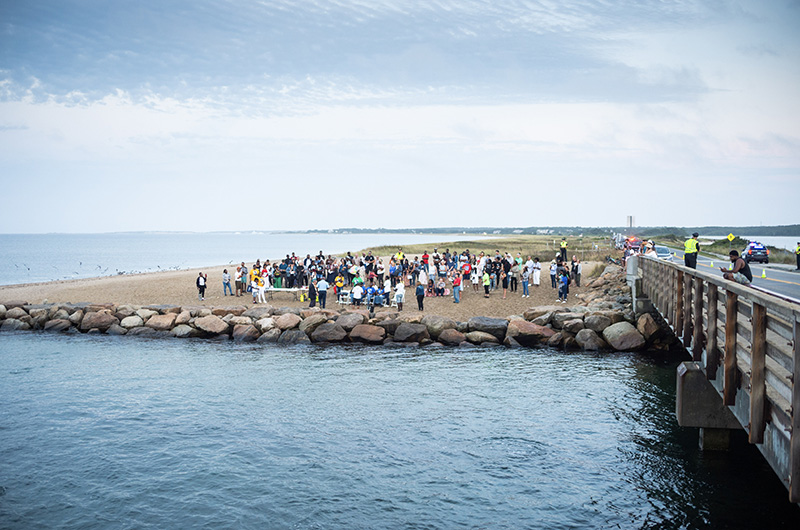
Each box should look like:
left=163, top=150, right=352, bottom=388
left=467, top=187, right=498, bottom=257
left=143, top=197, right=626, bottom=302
left=0, top=266, right=678, bottom=352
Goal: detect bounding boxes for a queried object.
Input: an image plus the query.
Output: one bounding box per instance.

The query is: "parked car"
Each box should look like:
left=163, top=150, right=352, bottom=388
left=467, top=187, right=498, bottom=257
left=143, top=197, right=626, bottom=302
left=743, top=241, right=769, bottom=264
left=655, top=246, right=673, bottom=261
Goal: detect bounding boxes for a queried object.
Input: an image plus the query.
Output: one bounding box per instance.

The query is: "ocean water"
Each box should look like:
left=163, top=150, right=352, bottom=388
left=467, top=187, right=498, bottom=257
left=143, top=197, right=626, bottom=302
left=0, top=233, right=484, bottom=286
left=0, top=332, right=797, bottom=529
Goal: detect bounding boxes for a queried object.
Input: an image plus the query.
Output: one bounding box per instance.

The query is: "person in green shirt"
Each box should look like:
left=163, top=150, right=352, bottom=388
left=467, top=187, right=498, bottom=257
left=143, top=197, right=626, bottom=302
left=482, top=270, right=491, bottom=298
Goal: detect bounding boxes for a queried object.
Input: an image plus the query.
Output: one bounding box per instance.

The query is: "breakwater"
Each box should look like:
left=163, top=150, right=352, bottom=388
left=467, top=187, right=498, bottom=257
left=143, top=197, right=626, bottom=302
left=0, top=266, right=679, bottom=353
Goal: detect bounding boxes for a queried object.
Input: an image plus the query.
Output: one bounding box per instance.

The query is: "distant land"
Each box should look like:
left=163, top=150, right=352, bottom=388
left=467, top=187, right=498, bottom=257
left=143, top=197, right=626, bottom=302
left=295, top=225, right=800, bottom=237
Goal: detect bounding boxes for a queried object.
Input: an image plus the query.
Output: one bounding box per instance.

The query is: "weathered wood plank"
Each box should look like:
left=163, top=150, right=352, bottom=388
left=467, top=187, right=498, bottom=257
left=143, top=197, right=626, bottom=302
left=707, top=284, right=719, bottom=380
left=749, top=303, right=767, bottom=444
left=724, top=291, right=739, bottom=406
left=790, top=317, right=800, bottom=503
left=682, top=273, right=692, bottom=345
left=693, top=277, right=704, bottom=362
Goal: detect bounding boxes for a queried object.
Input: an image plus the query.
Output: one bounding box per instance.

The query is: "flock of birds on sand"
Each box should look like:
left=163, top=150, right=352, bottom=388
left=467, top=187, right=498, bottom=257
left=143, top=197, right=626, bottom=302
left=12, top=261, right=186, bottom=283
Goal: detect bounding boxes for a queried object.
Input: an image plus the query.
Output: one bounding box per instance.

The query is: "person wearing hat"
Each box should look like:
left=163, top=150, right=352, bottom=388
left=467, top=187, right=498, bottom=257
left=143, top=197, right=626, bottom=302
left=560, top=238, right=568, bottom=262
left=684, top=232, right=700, bottom=269
left=796, top=242, right=800, bottom=270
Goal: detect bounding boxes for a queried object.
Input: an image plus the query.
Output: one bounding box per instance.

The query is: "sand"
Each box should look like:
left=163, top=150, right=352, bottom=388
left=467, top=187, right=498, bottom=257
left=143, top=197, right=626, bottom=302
left=0, top=258, right=599, bottom=320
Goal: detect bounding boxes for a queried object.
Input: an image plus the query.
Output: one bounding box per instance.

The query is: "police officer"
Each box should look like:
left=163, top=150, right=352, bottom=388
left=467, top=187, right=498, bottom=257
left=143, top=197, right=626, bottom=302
left=684, top=232, right=699, bottom=269
left=560, top=238, right=568, bottom=262
left=796, top=242, right=800, bottom=270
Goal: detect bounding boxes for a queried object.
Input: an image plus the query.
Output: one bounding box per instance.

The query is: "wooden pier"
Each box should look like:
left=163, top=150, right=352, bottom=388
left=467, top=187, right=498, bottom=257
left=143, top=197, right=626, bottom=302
left=629, top=255, right=800, bottom=503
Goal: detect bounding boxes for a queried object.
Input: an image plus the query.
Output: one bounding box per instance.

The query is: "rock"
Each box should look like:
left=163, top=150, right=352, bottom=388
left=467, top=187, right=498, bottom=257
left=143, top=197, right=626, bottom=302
left=336, top=312, right=367, bottom=332
left=420, top=338, right=434, bottom=346
left=255, top=317, right=276, bottom=333
left=586, top=310, right=625, bottom=325
left=212, top=306, right=247, bottom=316
left=229, top=316, right=254, bottom=327
left=547, top=332, right=564, bottom=348
left=465, top=330, right=500, bottom=344
left=50, top=309, right=69, bottom=321
left=194, top=315, right=230, bottom=335
left=107, top=324, right=128, bottom=336
left=6, top=307, right=28, bottom=320
left=115, top=305, right=137, bottom=319
left=120, top=315, right=144, bottom=329
left=43, top=319, right=72, bottom=332
left=299, top=314, right=328, bottom=335
left=127, top=327, right=160, bottom=337
left=1, top=318, right=30, bottom=331
left=575, top=329, right=606, bottom=351
left=277, top=329, right=311, bottom=344
left=563, top=335, right=580, bottom=350
left=602, top=322, right=646, bottom=351
left=311, top=322, right=348, bottom=343
left=256, top=328, right=282, bottom=342
left=0, top=304, right=5, bottom=318
left=28, top=308, right=48, bottom=320
left=197, top=308, right=213, bottom=317
left=135, top=309, right=158, bottom=320
left=505, top=319, right=556, bottom=346
left=523, top=306, right=564, bottom=321
left=68, top=310, right=84, bottom=326
left=275, top=313, right=302, bottom=331
left=232, top=324, right=260, bottom=342
left=456, top=321, right=469, bottom=333
left=637, top=313, right=660, bottom=342
left=552, top=312, right=582, bottom=329
left=504, top=335, right=522, bottom=348
left=80, top=312, right=120, bottom=332
left=398, top=314, right=423, bottom=324
left=467, top=316, right=508, bottom=341
left=300, top=309, right=319, bottom=319
left=562, top=319, right=585, bottom=334
left=273, top=306, right=301, bottom=316
left=2, top=300, right=28, bottom=309
left=393, top=323, right=430, bottom=343
left=349, top=324, right=386, bottom=344
left=144, top=304, right=182, bottom=314
left=438, top=328, right=466, bottom=346
left=145, top=313, right=177, bottom=331
left=174, top=310, right=192, bottom=325
left=172, top=324, right=202, bottom=339
left=421, top=315, right=457, bottom=340
left=584, top=314, right=612, bottom=333
left=242, top=306, right=274, bottom=319
left=377, top=319, right=403, bottom=335
left=458, top=341, right=477, bottom=348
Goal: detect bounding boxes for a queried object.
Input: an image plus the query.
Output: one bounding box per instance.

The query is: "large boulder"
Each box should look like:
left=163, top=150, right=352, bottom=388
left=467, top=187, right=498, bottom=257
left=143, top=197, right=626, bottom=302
left=311, top=322, right=348, bottom=343
left=467, top=316, right=508, bottom=341
left=2, top=300, right=28, bottom=309
left=552, top=312, right=582, bottom=329
left=602, top=322, right=646, bottom=351
left=6, top=307, right=28, bottom=320
left=194, top=315, right=230, bottom=335
left=232, top=324, right=260, bottom=342
left=145, top=313, right=177, bottom=331
left=398, top=314, right=424, bottom=324
left=0, top=304, right=5, bottom=319
left=80, top=312, right=120, bottom=332
left=1, top=318, right=30, bottom=331
left=349, top=324, right=386, bottom=344
left=438, top=328, right=466, bottom=346
left=174, top=310, right=192, bottom=326
left=275, top=313, right=302, bottom=331
left=68, top=310, right=84, bottom=326
left=505, top=319, right=556, bottom=347
left=242, top=306, right=274, bottom=319
left=377, top=319, right=403, bottom=335
left=584, top=314, right=612, bottom=333
left=257, top=328, right=282, bottom=342
left=393, top=323, right=430, bottom=343
left=637, top=313, right=661, bottom=342
left=43, top=319, right=72, bottom=333
left=299, top=314, right=328, bottom=335
left=530, top=312, right=553, bottom=326
left=229, top=316, right=254, bottom=327
left=127, top=327, right=160, bottom=337
left=212, top=306, right=247, bottom=317
left=120, top=315, right=144, bottom=329
left=255, top=317, right=276, bottom=333
left=135, top=309, right=158, bottom=321
left=562, top=319, right=585, bottom=334
left=277, top=329, right=311, bottom=344
left=172, top=324, right=202, bottom=339
left=547, top=332, right=564, bottom=348
left=336, top=312, right=367, bottom=332
left=107, top=324, right=128, bottom=336
left=421, top=315, right=457, bottom=340
left=465, top=331, right=500, bottom=344
left=575, top=329, right=606, bottom=351
left=523, top=306, right=564, bottom=321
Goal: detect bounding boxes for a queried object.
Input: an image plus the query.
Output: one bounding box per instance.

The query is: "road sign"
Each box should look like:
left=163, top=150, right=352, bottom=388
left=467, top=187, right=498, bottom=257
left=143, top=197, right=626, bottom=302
left=727, top=233, right=735, bottom=242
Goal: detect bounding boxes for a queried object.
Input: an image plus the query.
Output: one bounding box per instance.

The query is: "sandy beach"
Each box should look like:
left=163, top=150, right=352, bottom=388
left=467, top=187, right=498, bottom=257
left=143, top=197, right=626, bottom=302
left=0, top=257, right=601, bottom=320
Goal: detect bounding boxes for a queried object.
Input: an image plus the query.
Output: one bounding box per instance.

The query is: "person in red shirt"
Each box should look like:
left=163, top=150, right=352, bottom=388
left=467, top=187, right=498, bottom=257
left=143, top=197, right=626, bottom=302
left=452, top=273, right=462, bottom=303
left=421, top=251, right=430, bottom=274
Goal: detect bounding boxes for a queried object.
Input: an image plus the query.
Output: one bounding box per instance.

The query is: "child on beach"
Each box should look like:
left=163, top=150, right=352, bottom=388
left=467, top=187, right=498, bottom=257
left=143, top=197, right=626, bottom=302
left=558, top=271, right=569, bottom=303
left=251, top=276, right=259, bottom=304
left=482, top=270, right=490, bottom=298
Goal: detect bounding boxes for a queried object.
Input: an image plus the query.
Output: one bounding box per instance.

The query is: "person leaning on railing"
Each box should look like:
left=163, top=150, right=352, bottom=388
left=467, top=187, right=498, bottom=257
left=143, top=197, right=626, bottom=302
left=719, top=250, right=752, bottom=285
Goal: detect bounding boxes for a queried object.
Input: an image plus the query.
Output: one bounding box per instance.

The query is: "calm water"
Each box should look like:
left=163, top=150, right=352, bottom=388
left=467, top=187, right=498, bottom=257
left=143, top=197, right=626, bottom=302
left=0, top=233, right=484, bottom=286
left=0, top=333, right=797, bottom=529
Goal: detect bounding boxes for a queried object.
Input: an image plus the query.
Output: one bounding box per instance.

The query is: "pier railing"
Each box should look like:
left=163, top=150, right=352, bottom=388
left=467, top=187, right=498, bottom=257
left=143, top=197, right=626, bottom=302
left=633, top=255, right=800, bottom=503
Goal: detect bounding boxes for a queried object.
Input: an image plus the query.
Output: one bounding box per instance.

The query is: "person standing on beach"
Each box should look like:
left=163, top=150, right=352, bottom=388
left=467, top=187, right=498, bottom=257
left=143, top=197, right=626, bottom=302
left=317, top=277, right=329, bottom=309
left=574, top=259, right=582, bottom=287
left=560, top=238, right=568, bottom=262
left=416, top=282, right=425, bottom=311
left=452, top=272, right=462, bottom=303
left=197, top=272, right=207, bottom=301
left=482, top=270, right=491, bottom=298
left=521, top=266, right=530, bottom=298
left=394, top=281, right=405, bottom=311
left=308, top=279, right=317, bottom=308
left=532, top=257, right=541, bottom=287
left=549, top=260, right=558, bottom=288
left=222, top=269, right=233, bottom=296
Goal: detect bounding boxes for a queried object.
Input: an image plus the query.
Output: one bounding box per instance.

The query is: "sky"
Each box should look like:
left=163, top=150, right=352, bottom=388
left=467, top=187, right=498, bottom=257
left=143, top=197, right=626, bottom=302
left=0, top=0, right=798, bottom=233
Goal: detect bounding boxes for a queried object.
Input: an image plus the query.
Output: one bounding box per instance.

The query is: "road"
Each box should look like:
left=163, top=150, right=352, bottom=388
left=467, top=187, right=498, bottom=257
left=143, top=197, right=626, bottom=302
left=667, top=248, right=800, bottom=303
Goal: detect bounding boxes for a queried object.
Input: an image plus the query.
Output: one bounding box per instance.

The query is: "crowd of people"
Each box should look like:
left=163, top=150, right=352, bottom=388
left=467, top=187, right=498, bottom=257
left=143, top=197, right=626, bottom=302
left=201, top=245, right=585, bottom=308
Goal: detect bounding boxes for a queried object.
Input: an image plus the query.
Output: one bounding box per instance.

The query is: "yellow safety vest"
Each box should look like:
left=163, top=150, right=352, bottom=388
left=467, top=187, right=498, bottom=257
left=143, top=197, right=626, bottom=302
left=796, top=245, right=800, bottom=255
left=684, top=239, right=698, bottom=253
left=560, top=241, right=567, bottom=248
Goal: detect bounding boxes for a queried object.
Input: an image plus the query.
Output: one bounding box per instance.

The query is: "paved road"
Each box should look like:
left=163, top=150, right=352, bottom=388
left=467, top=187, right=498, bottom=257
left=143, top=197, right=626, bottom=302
left=668, top=248, right=800, bottom=303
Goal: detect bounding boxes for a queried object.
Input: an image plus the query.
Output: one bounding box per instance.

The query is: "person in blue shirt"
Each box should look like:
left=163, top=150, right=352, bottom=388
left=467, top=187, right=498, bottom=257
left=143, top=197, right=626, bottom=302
left=416, top=282, right=425, bottom=311
left=316, top=278, right=329, bottom=308
left=558, top=271, right=569, bottom=303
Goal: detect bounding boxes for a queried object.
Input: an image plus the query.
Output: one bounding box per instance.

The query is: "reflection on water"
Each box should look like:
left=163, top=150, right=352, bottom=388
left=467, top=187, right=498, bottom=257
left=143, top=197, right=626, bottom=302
left=0, top=333, right=797, bottom=529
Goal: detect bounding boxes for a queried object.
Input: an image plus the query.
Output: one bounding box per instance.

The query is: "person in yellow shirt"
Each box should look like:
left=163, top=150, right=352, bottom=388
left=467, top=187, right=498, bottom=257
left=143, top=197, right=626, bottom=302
left=796, top=242, right=800, bottom=270
left=684, top=232, right=699, bottom=269
left=560, top=238, right=568, bottom=262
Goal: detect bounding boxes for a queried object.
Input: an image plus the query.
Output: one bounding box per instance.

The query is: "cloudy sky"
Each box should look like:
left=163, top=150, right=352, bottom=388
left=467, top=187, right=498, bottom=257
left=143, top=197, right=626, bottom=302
left=1, top=0, right=798, bottom=233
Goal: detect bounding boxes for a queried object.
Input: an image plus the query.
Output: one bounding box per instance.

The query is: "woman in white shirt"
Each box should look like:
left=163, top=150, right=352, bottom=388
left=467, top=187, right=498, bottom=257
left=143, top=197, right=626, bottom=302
left=394, top=282, right=405, bottom=311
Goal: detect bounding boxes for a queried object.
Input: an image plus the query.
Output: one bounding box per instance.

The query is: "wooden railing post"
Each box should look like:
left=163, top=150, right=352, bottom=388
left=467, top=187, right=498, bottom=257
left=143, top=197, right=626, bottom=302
left=789, top=317, right=800, bottom=502
left=706, top=284, right=719, bottom=380
left=749, top=303, right=767, bottom=444
left=692, top=277, right=704, bottom=362
left=724, top=291, right=739, bottom=406
left=682, top=273, right=693, bottom=346
left=676, top=270, right=684, bottom=335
